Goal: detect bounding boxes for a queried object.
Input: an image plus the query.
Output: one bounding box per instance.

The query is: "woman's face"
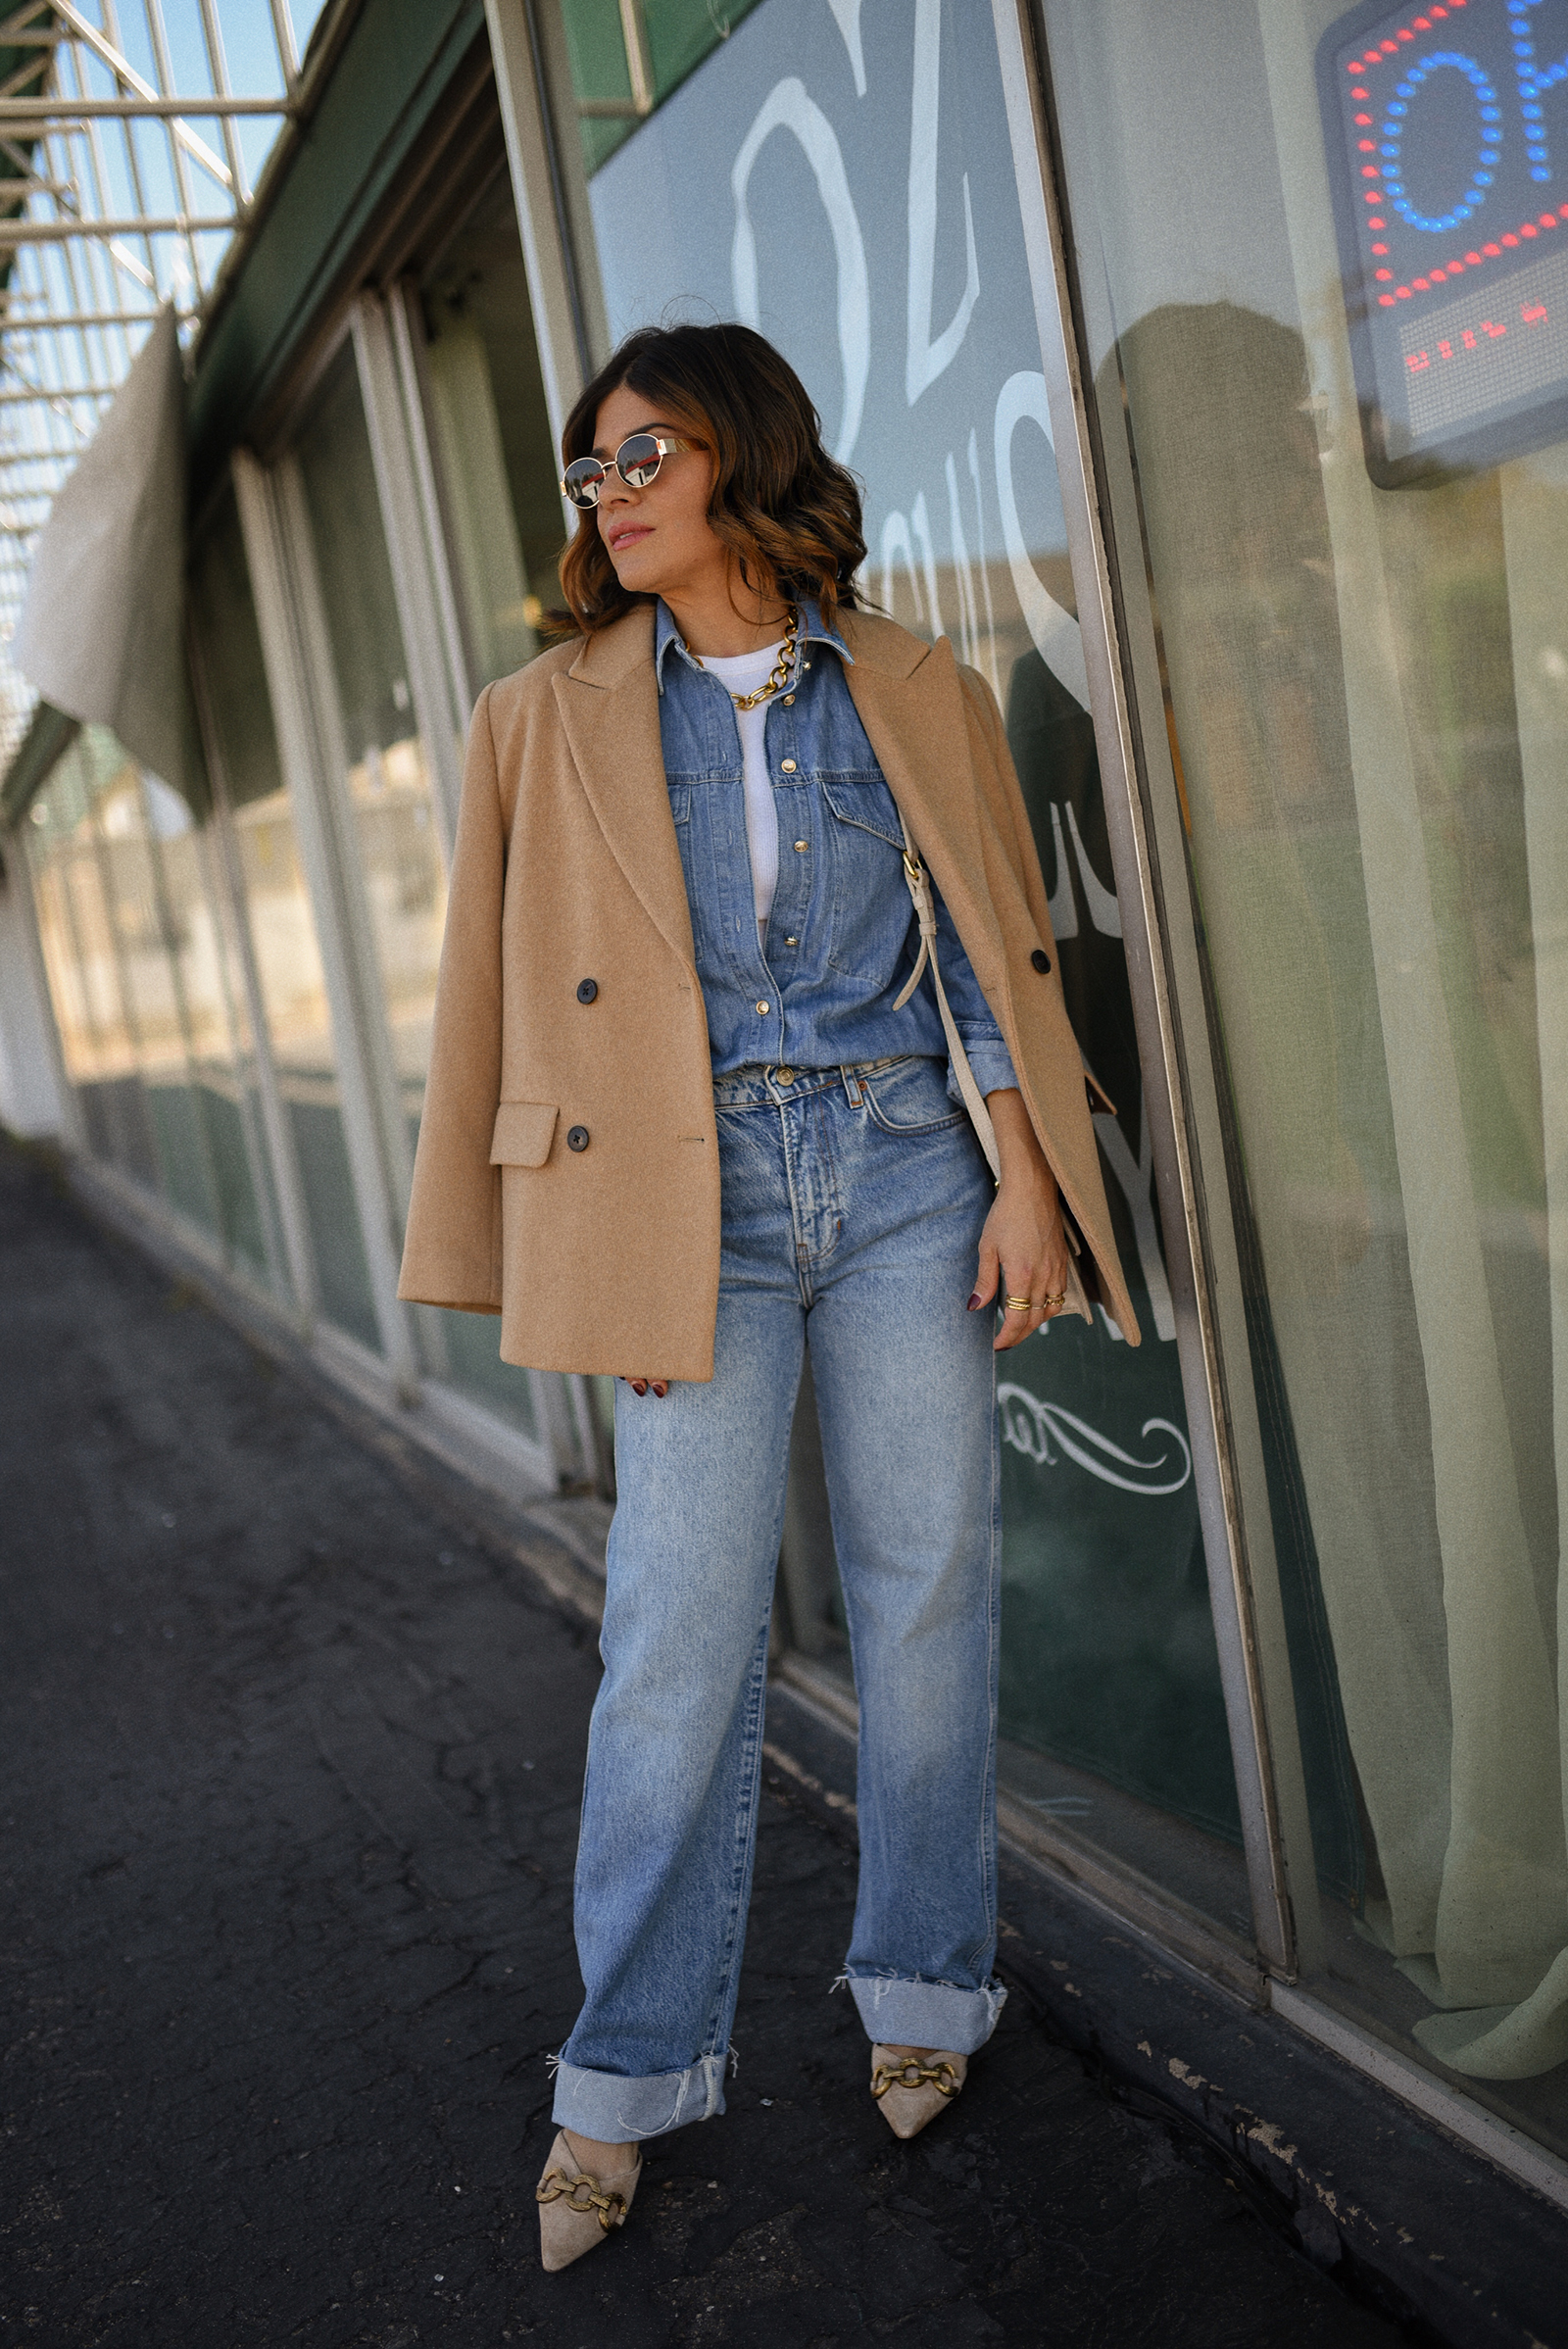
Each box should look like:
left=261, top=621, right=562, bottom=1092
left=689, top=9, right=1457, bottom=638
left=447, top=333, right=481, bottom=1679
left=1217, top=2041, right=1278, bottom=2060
left=590, top=380, right=722, bottom=604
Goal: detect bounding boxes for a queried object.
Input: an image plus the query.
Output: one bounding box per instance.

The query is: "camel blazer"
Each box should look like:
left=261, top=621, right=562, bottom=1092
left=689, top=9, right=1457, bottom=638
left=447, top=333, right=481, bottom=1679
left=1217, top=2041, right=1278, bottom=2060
left=397, top=603, right=1140, bottom=1378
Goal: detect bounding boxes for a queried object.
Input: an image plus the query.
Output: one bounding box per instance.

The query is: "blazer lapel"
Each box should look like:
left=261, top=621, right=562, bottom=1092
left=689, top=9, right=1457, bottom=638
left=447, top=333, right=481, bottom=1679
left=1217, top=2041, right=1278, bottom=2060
left=553, top=612, right=698, bottom=977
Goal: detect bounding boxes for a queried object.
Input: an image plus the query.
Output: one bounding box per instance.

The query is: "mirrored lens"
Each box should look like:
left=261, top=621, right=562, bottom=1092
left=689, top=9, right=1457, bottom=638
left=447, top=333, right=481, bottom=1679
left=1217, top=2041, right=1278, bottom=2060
left=616, top=434, right=665, bottom=488
left=563, top=457, right=607, bottom=508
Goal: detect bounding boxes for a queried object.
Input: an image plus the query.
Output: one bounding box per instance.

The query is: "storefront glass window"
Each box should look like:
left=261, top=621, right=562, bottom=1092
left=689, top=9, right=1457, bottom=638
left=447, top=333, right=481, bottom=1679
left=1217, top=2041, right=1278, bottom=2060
left=27, top=739, right=159, bottom=1187
left=291, top=351, right=449, bottom=1150
left=190, top=492, right=381, bottom=1351
left=1041, top=0, right=1568, bottom=2148
left=540, top=0, right=1250, bottom=1936
left=25, top=726, right=270, bottom=1276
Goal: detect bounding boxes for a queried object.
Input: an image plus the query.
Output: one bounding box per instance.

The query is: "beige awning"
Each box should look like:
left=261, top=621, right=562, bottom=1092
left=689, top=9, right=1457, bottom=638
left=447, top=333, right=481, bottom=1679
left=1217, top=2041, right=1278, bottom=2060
left=12, top=303, right=201, bottom=807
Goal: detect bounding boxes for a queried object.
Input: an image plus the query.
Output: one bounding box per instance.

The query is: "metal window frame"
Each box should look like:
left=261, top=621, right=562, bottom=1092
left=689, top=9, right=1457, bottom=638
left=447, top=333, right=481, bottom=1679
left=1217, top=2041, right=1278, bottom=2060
left=988, top=0, right=1323, bottom=1983
left=231, top=442, right=420, bottom=1395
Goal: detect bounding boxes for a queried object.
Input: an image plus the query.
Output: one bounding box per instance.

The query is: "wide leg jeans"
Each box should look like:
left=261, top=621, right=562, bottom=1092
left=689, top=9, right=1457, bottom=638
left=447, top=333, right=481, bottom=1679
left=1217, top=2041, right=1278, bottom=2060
left=551, top=1055, right=1006, bottom=2142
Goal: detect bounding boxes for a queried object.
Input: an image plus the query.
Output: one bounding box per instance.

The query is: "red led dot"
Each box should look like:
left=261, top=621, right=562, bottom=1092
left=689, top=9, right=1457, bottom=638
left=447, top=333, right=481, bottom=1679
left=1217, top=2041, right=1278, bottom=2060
left=1352, top=87, right=1370, bottom=99
left=1502, top=231, right=1520, bottom=246
left=1375, top=268, right=1394, bottom=279
left=1372, top=241, right=1390, bottom=254
left=1396, top=24, right=1414, bottom=38
left=1396, top=285, right=1413, bottom=298
left=1369, top=216, right=1387, bottom=227
left=1543, top=214, right=1558, bottom=227
left=1413, top=12, right=1431, bottom=24
left=1466, top=250, right=1482, bottom=263
left=1483, top=241, right=1501, bottom=254
left=1379, top=293, right=1396, bottom=306
left=1358, top=138, right=1377, bottom=151
left=1362, top=165, right=1381, bottom=178
left=1431, top=4, right=1447, bottom=15
left=1559, top=207, right=1568, bottom=219
left=1446, top=258, right=1464, bottom=270
left=1522, top=222, right=1539, bottom=237
left=1429, top=268, right=1446, bottom=280
left=1451, top=1, right=1465, bottom=10
left=1413, top=275, right=1431, bottom=289
left=1354, top=113, right=1372, bottom=124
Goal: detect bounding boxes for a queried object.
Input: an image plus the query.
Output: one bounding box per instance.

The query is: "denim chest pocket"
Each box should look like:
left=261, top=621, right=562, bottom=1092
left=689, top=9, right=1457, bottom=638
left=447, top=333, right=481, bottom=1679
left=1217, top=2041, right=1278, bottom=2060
left=819, top=774, right=913, bottom=978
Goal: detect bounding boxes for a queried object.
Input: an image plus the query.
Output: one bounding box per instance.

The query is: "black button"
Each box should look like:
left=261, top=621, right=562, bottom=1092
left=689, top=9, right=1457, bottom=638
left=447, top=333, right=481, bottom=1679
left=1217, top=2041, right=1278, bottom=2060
left=567, top=1125, right=590, bottom=1152
left=576, top=978, right=598, bottom=1003
left=1030, top=948, right=1052, bottom=974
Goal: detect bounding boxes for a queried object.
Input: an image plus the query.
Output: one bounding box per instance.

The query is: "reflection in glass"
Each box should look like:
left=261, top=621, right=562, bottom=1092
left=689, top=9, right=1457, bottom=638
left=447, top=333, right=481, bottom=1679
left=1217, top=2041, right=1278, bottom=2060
left=1043, top=0, right=1568, bottom=2149
left=550, top=0, right=1249, bottom=1934
left=420, top=169, right=562, bottom=684
left=191, top=491, right=381, bottom=1349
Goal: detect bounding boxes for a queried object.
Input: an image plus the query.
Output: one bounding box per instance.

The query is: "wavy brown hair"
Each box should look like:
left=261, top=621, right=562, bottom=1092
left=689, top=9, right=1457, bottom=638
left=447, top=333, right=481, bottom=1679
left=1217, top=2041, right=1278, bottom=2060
left=557, top=322, right=866, bottom=635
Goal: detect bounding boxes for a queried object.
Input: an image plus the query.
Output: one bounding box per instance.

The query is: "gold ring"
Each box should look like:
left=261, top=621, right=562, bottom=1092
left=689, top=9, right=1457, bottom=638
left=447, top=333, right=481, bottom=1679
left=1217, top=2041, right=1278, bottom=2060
left=1004, top=1295, right=1032, bottom=1311
left=1042, top=1292, right=1066, bottom=1310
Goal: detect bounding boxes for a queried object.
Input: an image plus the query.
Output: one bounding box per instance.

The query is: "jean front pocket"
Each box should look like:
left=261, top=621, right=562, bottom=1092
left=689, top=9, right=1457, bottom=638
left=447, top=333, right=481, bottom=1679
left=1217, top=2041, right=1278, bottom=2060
left=858, top=1054, right=966, bottom=1137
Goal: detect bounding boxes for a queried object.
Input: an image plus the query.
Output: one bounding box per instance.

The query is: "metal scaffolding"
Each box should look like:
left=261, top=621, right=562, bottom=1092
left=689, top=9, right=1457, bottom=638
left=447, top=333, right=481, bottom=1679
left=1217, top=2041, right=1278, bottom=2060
left=0, top=0, right=312, bottom=762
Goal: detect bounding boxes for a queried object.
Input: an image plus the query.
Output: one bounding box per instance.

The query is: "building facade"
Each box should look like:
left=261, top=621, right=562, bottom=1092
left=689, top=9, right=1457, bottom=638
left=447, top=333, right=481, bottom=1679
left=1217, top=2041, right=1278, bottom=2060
left=2, top=0, right=1566, bottom=2284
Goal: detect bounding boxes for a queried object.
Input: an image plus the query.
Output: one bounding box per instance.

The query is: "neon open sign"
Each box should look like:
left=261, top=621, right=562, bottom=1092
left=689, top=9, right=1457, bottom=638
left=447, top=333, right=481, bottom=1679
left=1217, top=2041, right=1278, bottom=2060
left=1319, top=0, right=1568, bottom=481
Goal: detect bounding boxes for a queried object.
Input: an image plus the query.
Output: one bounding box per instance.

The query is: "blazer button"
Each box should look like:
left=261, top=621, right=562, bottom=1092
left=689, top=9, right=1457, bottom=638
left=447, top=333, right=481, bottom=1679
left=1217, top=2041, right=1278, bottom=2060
left=1031, top=948, right=1052, bottom=974
left=567, top=1125, right=590, bottom=1151
left=576, top=977, right=598, bottom=1003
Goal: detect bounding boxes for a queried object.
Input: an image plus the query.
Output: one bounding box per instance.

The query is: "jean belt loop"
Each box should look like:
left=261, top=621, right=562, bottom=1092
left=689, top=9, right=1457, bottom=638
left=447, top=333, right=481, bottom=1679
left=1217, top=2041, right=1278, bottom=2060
left=841, top=1064, right=864, bottom=1108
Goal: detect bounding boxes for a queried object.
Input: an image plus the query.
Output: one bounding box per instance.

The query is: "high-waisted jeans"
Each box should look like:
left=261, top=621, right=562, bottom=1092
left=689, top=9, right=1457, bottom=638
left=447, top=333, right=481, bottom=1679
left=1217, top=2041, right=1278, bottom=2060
left=551, top=1054, right=1006, bottom=2142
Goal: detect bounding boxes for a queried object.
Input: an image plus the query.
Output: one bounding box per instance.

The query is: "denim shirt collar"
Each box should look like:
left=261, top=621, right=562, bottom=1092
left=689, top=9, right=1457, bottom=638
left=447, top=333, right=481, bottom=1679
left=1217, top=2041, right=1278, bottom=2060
left=653, top=595, right=853, bottom=694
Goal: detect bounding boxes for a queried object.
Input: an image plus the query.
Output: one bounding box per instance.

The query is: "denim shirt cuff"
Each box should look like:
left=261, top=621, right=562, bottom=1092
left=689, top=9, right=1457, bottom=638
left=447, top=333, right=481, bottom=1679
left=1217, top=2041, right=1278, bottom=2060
left=947, top=1039, right=1018, bottom=1105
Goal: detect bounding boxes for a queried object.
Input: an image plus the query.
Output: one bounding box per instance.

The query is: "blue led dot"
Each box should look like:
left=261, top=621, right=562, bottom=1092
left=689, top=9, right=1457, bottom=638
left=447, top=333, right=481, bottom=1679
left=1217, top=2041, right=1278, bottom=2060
left=1396, top=80, right=1412, bottom=99
left=1535, top=165, right=1553, bottom=179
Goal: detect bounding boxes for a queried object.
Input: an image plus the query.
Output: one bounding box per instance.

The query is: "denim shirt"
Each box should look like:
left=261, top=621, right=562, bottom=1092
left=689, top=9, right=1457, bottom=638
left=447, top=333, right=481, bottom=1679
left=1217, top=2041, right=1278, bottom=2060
left=655, top=598, right=1017, bottom=1096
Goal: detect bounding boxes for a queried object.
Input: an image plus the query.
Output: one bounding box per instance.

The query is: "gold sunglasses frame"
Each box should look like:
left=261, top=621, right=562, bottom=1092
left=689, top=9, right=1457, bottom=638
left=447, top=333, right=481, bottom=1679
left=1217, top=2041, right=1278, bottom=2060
left=561, top=434, right=699, bottom=509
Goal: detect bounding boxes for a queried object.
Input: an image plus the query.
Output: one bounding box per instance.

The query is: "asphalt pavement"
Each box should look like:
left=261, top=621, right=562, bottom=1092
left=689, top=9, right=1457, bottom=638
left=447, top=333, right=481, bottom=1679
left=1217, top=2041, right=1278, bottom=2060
left=0, top=1133, right=1412, bottom=2347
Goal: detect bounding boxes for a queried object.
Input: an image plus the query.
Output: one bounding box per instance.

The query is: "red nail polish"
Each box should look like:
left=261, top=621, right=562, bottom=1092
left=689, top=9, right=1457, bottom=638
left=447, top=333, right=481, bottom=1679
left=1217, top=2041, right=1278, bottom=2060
left=966, top=1292, right=985, bottom=1310
left=631, top=1380, right=647, bottom=1395
left=652, top=1384, right=668, bottom=1398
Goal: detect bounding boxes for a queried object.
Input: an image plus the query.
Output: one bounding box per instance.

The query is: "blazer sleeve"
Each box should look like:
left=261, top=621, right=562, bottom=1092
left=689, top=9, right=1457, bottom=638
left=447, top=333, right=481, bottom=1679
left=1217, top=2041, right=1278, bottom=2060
left=398, top=684, right=506, bottom=1313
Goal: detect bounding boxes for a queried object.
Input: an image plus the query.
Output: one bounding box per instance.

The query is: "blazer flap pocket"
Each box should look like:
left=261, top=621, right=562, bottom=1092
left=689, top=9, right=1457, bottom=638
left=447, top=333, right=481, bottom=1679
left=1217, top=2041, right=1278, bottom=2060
left=489, top=1101, right=558, bottom=1166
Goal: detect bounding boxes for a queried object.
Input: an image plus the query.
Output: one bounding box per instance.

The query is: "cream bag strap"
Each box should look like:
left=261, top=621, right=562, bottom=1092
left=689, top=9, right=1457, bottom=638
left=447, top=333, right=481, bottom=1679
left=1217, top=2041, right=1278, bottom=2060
left=892, top=811, right=1094, bottom=1324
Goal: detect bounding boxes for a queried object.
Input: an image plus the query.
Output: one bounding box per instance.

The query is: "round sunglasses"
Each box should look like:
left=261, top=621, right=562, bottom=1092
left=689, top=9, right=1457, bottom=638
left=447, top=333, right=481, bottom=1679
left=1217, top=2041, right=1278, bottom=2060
left=561, top=432, right=700, bottom=509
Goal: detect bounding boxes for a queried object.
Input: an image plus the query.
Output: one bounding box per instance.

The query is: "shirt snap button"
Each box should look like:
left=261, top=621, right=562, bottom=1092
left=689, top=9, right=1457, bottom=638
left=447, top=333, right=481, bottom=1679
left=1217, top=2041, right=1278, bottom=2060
left=756, top=1001, right=769, bottom=1014
left=783, top=694, right=795, bottom=706
left=575, top=977, right=598, bottom=1003
left=774, top=1066, right=795, bottom=1085
left=780, top=758, right=797, bottom=773
left=566, top=1125, right=590, bottom=1151
left=794, top=839, right=808, bottom=852
left=785, top=935, right=798, bottom=945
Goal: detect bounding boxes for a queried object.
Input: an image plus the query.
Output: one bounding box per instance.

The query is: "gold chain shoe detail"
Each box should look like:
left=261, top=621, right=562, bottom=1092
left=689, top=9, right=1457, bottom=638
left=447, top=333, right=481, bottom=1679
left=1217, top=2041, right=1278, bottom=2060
left=535, top=2129, right=641, bottom=2271
left=869, top=2044, right=968, bottom=2140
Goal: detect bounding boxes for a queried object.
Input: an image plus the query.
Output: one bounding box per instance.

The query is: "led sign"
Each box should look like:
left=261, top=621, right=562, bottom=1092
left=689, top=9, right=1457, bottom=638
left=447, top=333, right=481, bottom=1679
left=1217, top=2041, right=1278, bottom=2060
left=1319, top=0, right=1568, bottom=481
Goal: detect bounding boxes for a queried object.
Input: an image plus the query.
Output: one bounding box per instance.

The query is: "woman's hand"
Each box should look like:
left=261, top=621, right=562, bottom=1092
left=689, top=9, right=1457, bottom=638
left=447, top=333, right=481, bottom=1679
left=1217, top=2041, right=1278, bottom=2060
left=968, top=1089, right=1070, bottom=1352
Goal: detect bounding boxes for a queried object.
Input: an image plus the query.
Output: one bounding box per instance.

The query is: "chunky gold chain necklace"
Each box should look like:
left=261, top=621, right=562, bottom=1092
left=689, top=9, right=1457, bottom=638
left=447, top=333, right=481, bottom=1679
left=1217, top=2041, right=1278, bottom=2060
left=691, top=605, right=799, bottom=710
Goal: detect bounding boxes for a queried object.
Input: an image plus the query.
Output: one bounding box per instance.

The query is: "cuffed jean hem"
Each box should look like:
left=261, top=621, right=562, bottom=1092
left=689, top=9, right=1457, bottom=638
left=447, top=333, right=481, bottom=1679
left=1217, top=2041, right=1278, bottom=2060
left=551, top=2052, right=727, bottom=2141
left=847, top=1974, right=1007, bottom=2055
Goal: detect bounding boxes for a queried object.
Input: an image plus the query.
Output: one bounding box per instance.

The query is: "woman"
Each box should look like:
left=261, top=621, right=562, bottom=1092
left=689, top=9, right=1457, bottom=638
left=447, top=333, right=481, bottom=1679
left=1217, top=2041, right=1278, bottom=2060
left=398, top=322, right=1138, bottom=2272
